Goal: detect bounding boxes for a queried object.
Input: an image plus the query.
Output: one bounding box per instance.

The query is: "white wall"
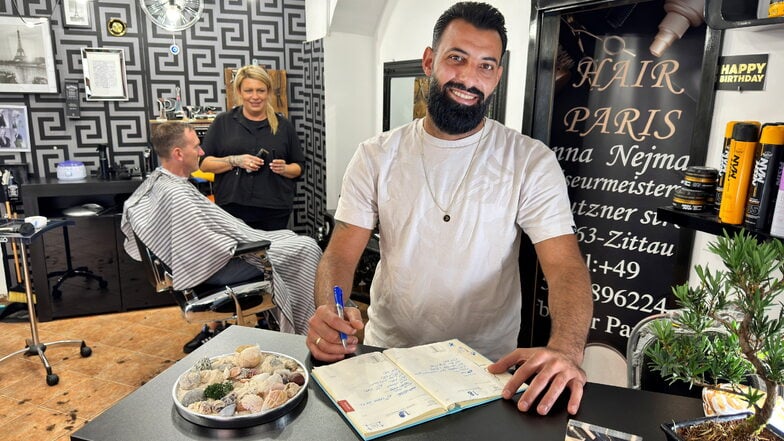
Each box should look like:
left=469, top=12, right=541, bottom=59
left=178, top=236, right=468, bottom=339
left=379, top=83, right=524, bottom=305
left=305, top=0, right=337, bottom=42
left=689, top=26, right=784, bottom=282
left=324, top=32, right=377, bottom=209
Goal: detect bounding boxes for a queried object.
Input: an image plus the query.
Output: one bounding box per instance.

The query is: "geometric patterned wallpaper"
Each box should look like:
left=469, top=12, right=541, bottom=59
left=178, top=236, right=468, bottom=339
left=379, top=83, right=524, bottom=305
left=0, top=0, right=325, bottom=235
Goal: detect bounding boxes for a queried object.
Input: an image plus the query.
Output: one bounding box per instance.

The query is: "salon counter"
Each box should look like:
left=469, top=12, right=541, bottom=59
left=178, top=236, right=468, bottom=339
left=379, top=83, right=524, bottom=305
left=72, top=326, right=705, bottom=441
left=21, top=177, right=174, bottom=321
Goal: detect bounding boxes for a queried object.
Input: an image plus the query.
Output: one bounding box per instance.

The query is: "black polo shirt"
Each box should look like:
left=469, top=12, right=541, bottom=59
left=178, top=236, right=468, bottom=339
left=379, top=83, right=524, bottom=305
left=201, top=106, right=304, bottom=210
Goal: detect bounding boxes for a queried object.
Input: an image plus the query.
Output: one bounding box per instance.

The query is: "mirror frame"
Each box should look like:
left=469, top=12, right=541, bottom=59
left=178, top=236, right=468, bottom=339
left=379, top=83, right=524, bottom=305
left=383, top=53, right=509, bottom=131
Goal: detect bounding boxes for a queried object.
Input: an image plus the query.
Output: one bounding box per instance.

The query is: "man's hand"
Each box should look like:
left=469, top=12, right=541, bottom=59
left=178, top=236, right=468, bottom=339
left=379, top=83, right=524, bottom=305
left=487, top=347, right=586, bottom=416
left=306, top=304, right=364, bottom=362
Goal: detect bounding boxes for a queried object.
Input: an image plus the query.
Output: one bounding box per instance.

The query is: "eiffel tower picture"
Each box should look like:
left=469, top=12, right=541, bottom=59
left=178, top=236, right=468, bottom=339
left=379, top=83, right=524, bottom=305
left=64, top=0, right=90, bottom=27
left=0, top=17, right=57, bottom=93
left=12, top=30, right=26, bottom=63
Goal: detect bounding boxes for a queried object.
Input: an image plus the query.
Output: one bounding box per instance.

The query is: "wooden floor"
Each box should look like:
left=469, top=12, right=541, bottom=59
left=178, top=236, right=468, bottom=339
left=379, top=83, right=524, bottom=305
left=0, top=305, right=203, bottom=441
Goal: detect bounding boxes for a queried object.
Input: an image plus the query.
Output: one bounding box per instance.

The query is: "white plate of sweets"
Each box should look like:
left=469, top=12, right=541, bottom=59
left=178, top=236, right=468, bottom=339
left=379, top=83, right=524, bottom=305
left=172, top=344, right=309, bottom=428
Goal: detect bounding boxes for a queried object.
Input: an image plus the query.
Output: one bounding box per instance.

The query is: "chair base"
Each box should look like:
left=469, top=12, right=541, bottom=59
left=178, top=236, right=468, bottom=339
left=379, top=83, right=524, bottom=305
left=50, top=267, right=109, bottom=299
left=181, top=281, right=275, bottom=326
left=0, top=338, right=92, bottom=386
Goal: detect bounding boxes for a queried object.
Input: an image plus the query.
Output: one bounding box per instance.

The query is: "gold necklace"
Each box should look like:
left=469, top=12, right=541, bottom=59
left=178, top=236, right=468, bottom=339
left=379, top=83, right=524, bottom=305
left=419, top=118, right=486, bottom=222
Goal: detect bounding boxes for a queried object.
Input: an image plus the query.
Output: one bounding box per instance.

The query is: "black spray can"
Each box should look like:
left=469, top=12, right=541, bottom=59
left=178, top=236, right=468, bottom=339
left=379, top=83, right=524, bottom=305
left=97, top=144, right=110, bottom=180
left=746, top=124, right=784, bottom=232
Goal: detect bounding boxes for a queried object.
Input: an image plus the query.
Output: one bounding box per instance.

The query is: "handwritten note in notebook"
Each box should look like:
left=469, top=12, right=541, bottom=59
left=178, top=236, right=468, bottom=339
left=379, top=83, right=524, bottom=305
left=311, top=339, right=526, bottom=440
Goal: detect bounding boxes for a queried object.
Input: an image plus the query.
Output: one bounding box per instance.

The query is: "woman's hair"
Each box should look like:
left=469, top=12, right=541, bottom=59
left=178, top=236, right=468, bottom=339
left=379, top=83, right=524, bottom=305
left=152, top=121, right=193, bottom=159
left=233, top=65, right=279, bottom=134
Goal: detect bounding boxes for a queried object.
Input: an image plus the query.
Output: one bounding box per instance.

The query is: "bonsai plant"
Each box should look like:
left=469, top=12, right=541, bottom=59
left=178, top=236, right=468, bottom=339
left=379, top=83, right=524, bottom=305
left=646, top=229, right=784, bottom=441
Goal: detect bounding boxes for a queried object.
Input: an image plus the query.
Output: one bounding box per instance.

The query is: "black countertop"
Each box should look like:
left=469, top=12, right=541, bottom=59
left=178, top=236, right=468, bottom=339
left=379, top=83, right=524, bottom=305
left=22, top=176, right=142, bottom=198
left=20, top=176, right=143, bottom=216
left=71, top=326, right=704, bottom=441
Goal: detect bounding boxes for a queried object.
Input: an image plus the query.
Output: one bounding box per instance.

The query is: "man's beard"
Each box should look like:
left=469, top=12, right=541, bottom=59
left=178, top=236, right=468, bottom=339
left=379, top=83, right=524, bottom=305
left=426, top=78, right=490, bottom=135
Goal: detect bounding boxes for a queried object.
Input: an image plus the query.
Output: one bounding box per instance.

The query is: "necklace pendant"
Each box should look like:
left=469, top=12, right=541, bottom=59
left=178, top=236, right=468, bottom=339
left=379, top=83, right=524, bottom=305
left=443, top=214, right=451, bottom=222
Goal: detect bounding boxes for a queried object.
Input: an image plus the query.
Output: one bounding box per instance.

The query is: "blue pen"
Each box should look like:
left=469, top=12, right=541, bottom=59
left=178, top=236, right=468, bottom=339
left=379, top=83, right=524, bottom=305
left=333, top=286, right=348, bottom=349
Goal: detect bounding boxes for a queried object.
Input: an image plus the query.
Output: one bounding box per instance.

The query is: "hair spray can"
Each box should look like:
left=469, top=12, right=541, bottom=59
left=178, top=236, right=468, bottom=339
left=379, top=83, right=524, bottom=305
left=716, top=121, right=760, bottom=212
left=745, top=124, right=784, bottom=231
left=719, top=123, right=760, bottom=225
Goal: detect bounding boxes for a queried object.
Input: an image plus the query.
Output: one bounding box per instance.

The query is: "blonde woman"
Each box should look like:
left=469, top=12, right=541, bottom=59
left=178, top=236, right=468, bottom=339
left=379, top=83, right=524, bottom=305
left=200, top=65, right=304, bottom=230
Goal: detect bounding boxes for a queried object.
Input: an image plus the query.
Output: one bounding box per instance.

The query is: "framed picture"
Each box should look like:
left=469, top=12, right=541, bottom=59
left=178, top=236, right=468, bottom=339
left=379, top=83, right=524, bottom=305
left=63, top=0, right=91, bottom=28
left=82, top=48, right=129, bottom=101
left=0, top=17, right=57, bottom=93
left=0, top=105, right=31, bottom=152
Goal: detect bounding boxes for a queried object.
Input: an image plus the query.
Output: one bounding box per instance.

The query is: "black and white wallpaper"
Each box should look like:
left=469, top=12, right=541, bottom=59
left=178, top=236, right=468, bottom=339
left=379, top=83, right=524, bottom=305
left=0, top=0, right=325, bottom=235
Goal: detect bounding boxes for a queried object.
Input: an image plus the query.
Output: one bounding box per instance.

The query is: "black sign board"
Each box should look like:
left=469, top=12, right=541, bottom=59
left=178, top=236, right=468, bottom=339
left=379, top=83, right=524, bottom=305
left=716, top=54, right=768, bottom=91
left=521, top=1, right=718, bottom=357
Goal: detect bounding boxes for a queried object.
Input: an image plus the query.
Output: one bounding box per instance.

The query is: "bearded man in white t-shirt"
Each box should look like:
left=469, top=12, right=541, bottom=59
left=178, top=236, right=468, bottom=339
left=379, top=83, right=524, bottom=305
left=307, top=1, right=593, bottom=417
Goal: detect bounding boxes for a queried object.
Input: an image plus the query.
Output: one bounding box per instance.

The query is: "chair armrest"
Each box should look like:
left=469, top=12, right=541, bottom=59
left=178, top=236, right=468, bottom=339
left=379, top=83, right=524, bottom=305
left=234, top=240, right=271, bottom=256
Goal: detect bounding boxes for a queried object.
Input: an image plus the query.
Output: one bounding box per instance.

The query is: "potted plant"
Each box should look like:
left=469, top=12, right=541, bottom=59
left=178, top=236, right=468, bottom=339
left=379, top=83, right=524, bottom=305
left=646, top=229, right=784, bottom=441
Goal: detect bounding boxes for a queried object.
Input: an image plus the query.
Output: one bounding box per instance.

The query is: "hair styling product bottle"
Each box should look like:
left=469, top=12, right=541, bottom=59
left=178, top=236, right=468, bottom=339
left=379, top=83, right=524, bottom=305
left=719, top=123, right=760, bottom=225
left=716, top=121, right=761, bottom=212
left=745, top=124, right=784, bottom=231
left=768, top=166, right=784, bottom=238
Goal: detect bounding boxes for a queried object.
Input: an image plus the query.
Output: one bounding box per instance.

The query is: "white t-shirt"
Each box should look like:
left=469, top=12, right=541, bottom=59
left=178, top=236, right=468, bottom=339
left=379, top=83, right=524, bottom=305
left=335, top=118, right=575, bottom=360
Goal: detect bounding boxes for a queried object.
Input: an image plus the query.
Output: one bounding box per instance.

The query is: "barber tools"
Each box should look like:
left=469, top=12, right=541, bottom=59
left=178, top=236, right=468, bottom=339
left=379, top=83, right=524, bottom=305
left=256, top=147, right=270, bottom=161
left=243, top=147, right=271, bottom=174
left=0, top=171, right=22, bottom=282
left=97, top=144, right=111, bottom=180
left=25, top=216, right=47, bottom=229
left=0, top=222, right=35, bottom=235
left=110, top=163, right=132, bottom=180
left=142, top=146, right=155, bottom=178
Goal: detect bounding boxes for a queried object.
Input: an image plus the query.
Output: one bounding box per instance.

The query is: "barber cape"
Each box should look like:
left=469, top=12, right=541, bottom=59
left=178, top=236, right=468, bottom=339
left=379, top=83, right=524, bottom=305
left=121, top=167, right=320, bottom=334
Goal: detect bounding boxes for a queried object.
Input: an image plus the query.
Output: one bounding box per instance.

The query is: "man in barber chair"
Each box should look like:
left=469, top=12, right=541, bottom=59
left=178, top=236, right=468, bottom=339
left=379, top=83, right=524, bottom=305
left=121, top=121, right=321, bottom=353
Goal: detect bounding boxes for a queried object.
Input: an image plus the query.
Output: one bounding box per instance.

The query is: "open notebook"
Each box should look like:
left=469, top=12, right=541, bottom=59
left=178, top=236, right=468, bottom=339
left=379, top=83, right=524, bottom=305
left=311, top=339, right=527, bottom=440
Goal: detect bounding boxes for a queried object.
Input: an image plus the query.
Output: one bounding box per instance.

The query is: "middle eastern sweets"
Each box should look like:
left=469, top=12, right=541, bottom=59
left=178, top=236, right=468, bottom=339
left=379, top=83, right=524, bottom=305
left=174, top=345, right=307, bottom=417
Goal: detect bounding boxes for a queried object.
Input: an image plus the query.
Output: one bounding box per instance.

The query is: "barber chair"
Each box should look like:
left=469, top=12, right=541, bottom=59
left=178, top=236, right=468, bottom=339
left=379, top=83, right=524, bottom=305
left=134, top=235, right=276, bottom=327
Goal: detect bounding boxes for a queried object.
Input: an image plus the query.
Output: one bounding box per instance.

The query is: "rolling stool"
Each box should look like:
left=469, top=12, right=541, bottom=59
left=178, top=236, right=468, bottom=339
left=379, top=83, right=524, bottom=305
left=50, top=204, right=109, bottom=299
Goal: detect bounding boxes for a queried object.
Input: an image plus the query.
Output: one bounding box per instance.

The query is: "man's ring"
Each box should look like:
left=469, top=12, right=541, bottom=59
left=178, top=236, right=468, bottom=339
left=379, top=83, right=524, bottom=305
left=315, top=337, right=322, bottom=346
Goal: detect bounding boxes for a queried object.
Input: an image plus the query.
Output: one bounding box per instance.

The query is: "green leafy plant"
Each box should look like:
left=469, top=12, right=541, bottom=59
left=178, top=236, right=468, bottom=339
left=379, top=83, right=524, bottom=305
left=204, top=381, right=234, bottom=400
left=646, top=230, right=784, bottom=440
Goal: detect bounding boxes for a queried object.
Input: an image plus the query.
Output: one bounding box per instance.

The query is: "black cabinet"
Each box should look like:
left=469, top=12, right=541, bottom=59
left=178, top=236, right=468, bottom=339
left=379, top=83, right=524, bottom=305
left=706, top=0, right=784, bottom=29
left=22, top=178, right=174, bottom=321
